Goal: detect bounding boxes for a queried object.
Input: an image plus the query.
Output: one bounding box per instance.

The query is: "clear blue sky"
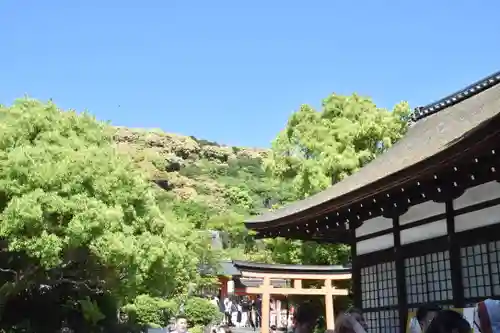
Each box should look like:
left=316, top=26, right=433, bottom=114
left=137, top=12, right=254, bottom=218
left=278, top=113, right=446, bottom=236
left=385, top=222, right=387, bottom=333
left=1, top=1, right=499, bottom=147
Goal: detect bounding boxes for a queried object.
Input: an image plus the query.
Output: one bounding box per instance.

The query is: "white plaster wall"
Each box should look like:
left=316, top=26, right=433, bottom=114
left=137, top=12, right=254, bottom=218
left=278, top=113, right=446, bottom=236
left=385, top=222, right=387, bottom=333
left=355, top=216, right=393, bottom=238
left=453, top=181, right=500, bottom=232
left=400, top=200, right=445, bottom=225
left=455, top=204, right=500, bottom=232
left=356, top=233, right=394, bottom=255
left=227, top=280, right=234, bottom=294
left=454, top=181, right=500, bottom=209
left=400, top=219, right=447, bottom=245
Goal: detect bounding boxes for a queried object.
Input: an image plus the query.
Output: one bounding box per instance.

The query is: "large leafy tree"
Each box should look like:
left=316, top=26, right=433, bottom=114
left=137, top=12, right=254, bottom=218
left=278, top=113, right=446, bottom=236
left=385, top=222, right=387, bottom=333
left=262, top=93, right=411, bottom=265
left=265, top=93, right=411, bottom=197
left=0, top=99, right=206, bottom=323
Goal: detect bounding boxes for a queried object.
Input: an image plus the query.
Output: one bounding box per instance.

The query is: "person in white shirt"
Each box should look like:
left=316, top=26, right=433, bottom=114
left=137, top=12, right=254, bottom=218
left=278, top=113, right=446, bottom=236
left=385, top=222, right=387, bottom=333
left=223, top=298, right=232, bottom=326
left=231, top=300, right=238, bottom=327
left=210, top=296, right=219, bottom=308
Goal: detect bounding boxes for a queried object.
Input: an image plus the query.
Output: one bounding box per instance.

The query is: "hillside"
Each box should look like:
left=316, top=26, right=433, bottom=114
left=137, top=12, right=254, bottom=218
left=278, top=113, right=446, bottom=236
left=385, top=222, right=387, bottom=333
left=113, top=126, right=295, bottom=256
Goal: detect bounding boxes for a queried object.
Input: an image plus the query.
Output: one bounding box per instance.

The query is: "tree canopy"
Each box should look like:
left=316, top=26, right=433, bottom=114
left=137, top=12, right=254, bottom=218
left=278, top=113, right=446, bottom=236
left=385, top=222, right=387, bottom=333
left=0, top=100, right=212, bottom=330
left=265, top=93, right=411, bottom=198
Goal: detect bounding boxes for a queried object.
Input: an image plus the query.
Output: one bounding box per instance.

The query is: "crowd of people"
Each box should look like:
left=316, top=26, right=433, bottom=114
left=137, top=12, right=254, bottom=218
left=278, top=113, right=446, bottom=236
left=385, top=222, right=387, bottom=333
left=263, top=299, right=498, bottom=333
left=406, top=300, right=500, bottom=333
left=332, top=299, right=500, bottom=333
left=200, top=296, right=500, bottom=333
left=211, top=295, right=262, bottom=329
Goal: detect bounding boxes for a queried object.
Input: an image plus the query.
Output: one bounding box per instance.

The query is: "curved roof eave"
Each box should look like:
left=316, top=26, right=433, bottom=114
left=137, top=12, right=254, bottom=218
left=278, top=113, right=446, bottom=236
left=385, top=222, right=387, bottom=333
left=246, top=71, right=500, bottom=229
left=232, top=260, right=351, bottom=274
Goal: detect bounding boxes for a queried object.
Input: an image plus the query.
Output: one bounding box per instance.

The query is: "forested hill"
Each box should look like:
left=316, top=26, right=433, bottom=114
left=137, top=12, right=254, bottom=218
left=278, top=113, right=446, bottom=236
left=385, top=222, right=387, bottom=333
left=110, top=93, right=412, bottom=265
left=114, top=127, right=293, bottom=210
left=113, top=126, right=297, bottom=259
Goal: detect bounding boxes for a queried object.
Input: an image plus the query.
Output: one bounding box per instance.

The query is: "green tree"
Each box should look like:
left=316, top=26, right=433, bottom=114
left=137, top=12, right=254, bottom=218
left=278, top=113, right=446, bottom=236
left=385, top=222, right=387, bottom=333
left=0, top=99, right=208, bottom=322
left=264, top=93, right=410, bottom=197
left=262, top=93, right=411, bottom=265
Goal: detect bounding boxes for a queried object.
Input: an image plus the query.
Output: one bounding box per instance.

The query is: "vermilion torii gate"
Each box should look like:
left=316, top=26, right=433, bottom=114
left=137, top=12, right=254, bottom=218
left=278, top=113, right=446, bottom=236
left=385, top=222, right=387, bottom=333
left=231, top=261, right=351, bottom=333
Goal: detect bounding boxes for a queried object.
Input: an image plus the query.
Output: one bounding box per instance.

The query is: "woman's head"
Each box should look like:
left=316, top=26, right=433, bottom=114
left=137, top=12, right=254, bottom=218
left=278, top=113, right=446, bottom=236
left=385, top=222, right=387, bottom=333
left=426, top=310, right=470, bottom=333
left=293, top=302, right=319, bottom=333
left=345, top=308, right=367, bottom=331
left=416, top=304, right=441, bottom=332
left=333, top=312, right=367, bottom=333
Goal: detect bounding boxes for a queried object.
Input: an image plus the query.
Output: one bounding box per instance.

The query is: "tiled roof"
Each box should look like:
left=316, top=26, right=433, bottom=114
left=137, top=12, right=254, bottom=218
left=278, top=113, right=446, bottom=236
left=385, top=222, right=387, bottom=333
left=246, top=71, right=500, bottom=227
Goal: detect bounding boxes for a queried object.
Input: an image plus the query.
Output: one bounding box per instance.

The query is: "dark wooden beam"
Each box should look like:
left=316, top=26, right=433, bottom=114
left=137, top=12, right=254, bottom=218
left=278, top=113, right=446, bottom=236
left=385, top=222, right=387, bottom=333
left=350, top=229, right=361, bottom=309
left=446, top=200, right=464, bottom=308
left=392, top=216, right=407, bottom=331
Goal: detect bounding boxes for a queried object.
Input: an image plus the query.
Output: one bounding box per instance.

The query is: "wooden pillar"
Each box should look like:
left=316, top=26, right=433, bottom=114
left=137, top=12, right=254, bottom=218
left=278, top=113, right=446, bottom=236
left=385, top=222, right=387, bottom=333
left=324, top=279, right=335, bottom=330
left=446, top=200, right=464, bottom=308
left=350, top=229, right=362, bottom=309
left=262, top=276, right=271, bottom=333
left=277, top=299, right=281, bottom=327
left=286, top=297, right=290, bottom=329
left=393, top=216, right=408, bottom=332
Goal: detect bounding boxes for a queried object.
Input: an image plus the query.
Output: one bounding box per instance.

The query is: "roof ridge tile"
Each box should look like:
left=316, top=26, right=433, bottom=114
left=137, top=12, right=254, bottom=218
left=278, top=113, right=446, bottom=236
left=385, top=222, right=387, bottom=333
left=413, top=71, right=500, bottom=121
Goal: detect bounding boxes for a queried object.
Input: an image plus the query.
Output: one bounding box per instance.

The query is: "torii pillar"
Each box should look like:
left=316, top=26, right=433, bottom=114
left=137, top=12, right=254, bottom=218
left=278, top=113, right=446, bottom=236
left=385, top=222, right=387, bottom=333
left=324, top=278, right=335, bottom=330
left=261, top=277, right=271, bottom=333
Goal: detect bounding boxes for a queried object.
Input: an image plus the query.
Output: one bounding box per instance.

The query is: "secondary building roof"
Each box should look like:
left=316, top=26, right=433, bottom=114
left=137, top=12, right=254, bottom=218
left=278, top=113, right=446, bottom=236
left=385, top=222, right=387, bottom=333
left=232, top=260, right=351, bottom=274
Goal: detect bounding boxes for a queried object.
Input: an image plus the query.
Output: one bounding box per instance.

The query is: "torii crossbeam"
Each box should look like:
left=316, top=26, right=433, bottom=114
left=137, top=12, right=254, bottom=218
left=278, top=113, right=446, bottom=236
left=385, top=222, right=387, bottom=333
left=231, top=261, right=352, bottom=333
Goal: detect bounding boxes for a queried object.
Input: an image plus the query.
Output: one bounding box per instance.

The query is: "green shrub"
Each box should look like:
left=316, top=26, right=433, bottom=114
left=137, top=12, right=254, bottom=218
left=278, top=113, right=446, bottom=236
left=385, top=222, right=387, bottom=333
left=184, top=297, right=221, bottom=326
left=122, top=295, right=175, bottom=328
left=223, top=186, right=253, bottom=210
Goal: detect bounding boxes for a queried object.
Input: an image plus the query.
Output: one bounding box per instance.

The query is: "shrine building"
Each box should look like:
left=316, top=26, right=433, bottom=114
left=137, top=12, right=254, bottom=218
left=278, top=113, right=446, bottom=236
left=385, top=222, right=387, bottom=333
left=244, top=71, right=500, bottom=333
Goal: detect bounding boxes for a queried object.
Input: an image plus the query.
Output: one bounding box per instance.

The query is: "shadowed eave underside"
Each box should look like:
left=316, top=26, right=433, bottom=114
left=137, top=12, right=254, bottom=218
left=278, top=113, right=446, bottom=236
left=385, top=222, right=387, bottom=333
left=235, top=278, right=288, bottom=288
left=246, top=71, right=500, bottom=229
left=232, top=260, right=351, bottom=274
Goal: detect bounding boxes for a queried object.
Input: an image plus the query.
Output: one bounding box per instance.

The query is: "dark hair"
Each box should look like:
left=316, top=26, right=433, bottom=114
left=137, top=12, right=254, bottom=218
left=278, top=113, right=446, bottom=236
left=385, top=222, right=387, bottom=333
left=294, top=302, right=319, bottom=325
left=345, top=308, right=363, bottom=316
left=426, top=310, right=471, bottom=333
left=416, top=304, right=441, bottom=321
left=176, top=315, right=188, bottom=321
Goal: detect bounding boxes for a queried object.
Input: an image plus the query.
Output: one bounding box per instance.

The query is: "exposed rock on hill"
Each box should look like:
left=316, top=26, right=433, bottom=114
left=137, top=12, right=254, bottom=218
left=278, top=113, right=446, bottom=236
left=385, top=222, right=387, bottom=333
left=112, top=127, right=285, bottom=214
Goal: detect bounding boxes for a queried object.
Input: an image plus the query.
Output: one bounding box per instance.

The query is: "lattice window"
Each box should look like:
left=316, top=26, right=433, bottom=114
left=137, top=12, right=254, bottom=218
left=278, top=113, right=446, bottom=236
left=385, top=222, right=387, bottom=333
left=364, top=309, right=399, bottom=333
left=461, top=241, right=500, bottom=299
left=360, top=261, right=397, bottom=309
left=364, top=311, right=379, bottom=333
left=489, top=241, right=500, bottom=295
left=405, top=251, right=452, bottom=305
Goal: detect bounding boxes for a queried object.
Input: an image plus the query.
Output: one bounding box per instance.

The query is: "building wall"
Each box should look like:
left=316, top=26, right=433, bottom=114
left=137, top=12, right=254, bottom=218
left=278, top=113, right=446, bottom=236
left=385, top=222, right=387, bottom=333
left=353, top=181, right=500, bottom=333
left=454, top=181, right=500, bottom=304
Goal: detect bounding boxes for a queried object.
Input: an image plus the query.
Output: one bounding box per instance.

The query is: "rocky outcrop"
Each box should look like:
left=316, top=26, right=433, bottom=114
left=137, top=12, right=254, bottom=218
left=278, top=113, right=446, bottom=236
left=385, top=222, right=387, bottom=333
left=113, top=127, right=268, bottom=202
left=114, top=127, right=266, bottom=164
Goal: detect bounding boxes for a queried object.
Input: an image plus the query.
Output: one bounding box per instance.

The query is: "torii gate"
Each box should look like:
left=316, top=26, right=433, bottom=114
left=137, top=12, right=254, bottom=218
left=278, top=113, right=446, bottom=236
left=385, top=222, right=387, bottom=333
left=232, top=261, right=351, bottom=333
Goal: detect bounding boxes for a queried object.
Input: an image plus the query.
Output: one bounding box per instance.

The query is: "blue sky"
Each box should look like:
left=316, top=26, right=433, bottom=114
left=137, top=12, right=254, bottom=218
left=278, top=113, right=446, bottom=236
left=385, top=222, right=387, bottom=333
left=1, top=1, right=499, bottom=147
